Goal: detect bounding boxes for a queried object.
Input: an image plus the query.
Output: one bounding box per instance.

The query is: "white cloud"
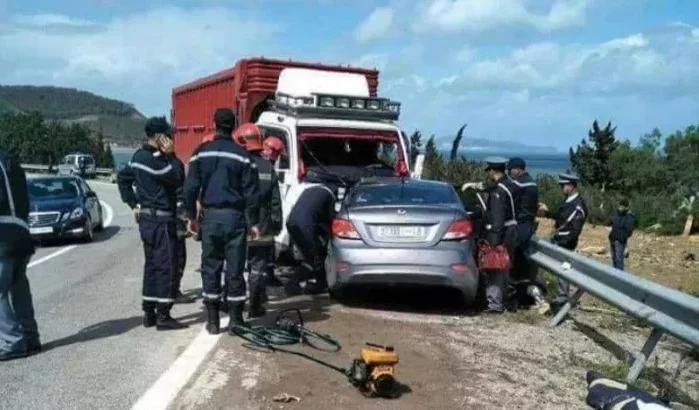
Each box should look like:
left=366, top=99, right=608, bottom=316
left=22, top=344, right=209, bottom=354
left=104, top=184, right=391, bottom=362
left=354, top=7, right=394, bottom=42
left=435, top=28, right=699, bottom=97
left=414, top=0, right=590, bottom=33
left=13, top=14, right=97, bottom=28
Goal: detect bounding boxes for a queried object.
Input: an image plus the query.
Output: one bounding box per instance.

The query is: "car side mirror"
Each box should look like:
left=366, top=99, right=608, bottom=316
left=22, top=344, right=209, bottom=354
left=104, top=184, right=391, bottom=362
left=85, top=191, right=97, bottom=198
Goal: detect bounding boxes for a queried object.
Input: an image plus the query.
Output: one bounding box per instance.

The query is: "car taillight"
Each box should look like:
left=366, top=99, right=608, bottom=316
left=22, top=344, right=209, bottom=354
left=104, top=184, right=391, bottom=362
left=332, top=218, right=361, bottom=239
left=442, top=219, right=473, bottom=240
left=298, top=160, right=306, bottom=181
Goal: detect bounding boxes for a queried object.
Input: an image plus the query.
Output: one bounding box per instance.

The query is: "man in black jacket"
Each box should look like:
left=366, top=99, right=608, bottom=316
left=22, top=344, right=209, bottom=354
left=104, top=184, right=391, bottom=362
left=482, top=157, right=519, bottom=314
left=609, top=198, right=635, bottom=270
left=0, top=150, right=41, bottom=361
left=183, top=109, right=260, bottom=334
left=118, top=117, right=187, bottom=331
left=241, top=125, right=283, bottom=318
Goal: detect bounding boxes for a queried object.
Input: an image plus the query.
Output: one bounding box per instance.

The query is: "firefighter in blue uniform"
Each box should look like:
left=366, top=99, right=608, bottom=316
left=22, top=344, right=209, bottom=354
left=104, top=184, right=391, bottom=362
left=117, top=117, right=187, bottom=330
left=541, top=173, right=588, bottom=311
left=507, top=157, right=546, bottom=308
left=284, top=184, right=336, bottom=296
left=239, top=125, right=283, bottom=317
left=183, top=108, right=260, bottom=335
left=0, top=150, right=41, bottom=361
left=168, top=134, right=195, bottom=304
left=481, top=157, right=519, bottom=313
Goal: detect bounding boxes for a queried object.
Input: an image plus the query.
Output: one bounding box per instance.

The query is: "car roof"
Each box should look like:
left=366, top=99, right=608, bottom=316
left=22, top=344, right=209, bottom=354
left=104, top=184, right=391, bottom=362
left=355, top=177, right=454, bottom=190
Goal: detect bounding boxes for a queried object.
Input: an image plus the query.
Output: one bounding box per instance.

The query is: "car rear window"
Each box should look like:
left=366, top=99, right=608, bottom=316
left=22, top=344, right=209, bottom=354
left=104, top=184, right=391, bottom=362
left=347, top=183, right=460, bottom=206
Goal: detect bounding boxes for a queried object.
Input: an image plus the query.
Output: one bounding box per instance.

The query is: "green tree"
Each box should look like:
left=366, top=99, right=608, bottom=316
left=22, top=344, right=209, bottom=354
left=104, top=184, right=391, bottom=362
left=569, top=120, right=620, bottom=191
left=450, top=124, right=467, bottom=161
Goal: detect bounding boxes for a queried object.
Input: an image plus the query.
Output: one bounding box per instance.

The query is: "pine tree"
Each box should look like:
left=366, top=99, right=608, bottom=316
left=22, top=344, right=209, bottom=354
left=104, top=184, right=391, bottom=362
left=569, top=120, right=619, bottom=191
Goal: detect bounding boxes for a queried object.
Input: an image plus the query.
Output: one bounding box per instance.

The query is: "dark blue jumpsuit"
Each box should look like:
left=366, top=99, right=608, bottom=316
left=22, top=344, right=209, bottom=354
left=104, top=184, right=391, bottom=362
left=246, top=152, right=282, bottom=313
left=509, top=172, right=543, bottom=305
left=549, top=192, right=588, bottom=303
left=285, top=184, right=336, bottom=291
left=170, top=153, right=188, bottom=298
left=117, top=145, right=183, bottom=314
left=183, top=135, right=259, bottom=308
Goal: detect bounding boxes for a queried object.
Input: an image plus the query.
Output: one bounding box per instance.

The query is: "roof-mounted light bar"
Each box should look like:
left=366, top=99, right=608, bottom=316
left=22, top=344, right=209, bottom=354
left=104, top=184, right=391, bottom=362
left=270, top=92, right=401, bottom=121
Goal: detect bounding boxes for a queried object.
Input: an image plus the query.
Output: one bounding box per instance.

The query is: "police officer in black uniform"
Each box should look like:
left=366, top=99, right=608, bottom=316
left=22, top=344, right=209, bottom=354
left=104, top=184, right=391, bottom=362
left=507, top=157, right=546, bottom=308
left=183, top=108, right=260, bottom=335
left=544, top=173, right=588, bottom=310
left=285, top=183, right=336, bottom=296
left=241, top=126, right=283, bottom=318
left=117, top=117, right=187, bottom=330
left=481, top=157, right=519, bottom=313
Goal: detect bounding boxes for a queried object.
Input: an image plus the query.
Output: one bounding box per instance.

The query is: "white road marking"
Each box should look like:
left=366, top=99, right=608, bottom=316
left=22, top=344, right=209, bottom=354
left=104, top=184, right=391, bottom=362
left=27, top=245, right=77, bottom=268
left=27, top=200, right=114, bottom=269
left=129, top=317, right=231, bottom=410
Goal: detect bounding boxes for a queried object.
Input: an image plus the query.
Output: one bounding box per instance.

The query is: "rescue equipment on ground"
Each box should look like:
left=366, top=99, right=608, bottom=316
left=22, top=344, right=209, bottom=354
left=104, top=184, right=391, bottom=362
left=477, top=240, right=512, bottom=271
left=231, top=309, right=403, bottom=399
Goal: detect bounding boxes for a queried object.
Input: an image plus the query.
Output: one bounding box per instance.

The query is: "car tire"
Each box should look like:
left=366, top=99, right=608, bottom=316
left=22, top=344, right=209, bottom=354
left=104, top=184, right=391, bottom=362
left=95, top=206, right=105, bottom=232
left=82, top=217, right=94, bottom=243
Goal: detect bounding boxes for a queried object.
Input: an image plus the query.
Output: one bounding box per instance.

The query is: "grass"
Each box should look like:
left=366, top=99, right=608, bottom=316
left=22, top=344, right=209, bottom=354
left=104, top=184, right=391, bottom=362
left=566, top=351, right=656, bottom=392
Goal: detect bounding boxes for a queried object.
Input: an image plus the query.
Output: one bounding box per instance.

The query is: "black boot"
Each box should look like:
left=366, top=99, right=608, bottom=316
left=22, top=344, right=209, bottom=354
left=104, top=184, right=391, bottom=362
left=228, top=302, right=247, bottom=335
left=304, top=278, right=327, bottom=295
left=205, top=303, right=220, bottom=335
left=156, top=304, right=188, bottom=331
left=248, top=292, right=266, bottom=319
left=174, top=291, right=196, bottom=304
left=143, top=309, right=157, bottom=328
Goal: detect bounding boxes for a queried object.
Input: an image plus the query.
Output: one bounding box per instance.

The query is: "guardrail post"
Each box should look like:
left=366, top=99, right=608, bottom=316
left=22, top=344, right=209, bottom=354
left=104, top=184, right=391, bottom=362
left=626, top=327, right=664, bottom=384
left=549, top=288, right=585, bottom=327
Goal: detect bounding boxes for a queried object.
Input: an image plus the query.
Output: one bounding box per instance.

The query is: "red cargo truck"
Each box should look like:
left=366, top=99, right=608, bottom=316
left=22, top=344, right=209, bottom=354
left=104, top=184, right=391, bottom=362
left=171, top=57, right=380, bottom=163
left=170, top=56, right=409, bottom=262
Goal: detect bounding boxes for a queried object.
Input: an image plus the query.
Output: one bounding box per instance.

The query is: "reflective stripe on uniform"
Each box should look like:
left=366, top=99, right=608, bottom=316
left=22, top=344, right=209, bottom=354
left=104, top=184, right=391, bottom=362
left=476, top=192, right=487, bottom=210
left=189, top=151, right=253, bottom=166
left=497, top=182, right=517, bottom=222
left=557, top=231, right=570, bottom=236
left=485, top=220, right=517, bottom=230
left=510, top=179, right=537, bottom=188
left=202, top=292, right=222, bottom=300
left=226, top=295, right=246, bottom=302
left=258, top=172, right=272, bottom=181
left=129, top=161, right=173, bottom=175
left=142, top=296, right=175, bottom=303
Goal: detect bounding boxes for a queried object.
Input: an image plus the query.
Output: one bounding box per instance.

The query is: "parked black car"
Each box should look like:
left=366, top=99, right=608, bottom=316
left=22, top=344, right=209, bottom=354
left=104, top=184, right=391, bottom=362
left=27, top=175, right=104, bottom=243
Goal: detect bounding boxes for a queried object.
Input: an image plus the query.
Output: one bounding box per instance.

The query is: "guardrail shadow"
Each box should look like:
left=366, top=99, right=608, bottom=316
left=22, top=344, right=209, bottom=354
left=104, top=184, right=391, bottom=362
left=573, top=319, right=698, bottom=407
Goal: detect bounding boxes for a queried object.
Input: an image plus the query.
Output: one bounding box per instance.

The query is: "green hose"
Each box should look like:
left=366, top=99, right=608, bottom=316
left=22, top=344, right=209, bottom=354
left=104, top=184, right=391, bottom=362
left=230, top=308, right=347, bottom=374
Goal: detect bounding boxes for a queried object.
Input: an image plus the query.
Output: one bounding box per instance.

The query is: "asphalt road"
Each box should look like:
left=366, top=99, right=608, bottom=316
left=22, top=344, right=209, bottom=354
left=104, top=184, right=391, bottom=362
left=1, top=181, right=205, bottom=410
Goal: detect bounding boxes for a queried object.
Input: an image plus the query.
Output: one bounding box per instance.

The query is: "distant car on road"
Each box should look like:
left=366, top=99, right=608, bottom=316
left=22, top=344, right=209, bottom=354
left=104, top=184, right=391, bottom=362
left=57, top=153, right=97, bottom=179
left=326, top=177, right=479, bottom=306
left=27, top=175, right=104, bottom=243
left=110, top=163, right=127, bottom=183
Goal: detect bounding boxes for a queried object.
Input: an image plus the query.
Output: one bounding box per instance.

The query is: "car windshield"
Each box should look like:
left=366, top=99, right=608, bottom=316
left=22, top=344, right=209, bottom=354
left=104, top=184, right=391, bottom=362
left=28, top=178, right=80, bottom=199
left=348, top=183, right=460, bottom=206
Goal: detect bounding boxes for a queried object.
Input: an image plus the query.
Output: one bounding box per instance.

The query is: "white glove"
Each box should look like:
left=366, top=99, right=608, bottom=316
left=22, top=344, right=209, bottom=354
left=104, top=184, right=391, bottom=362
left=461, top=182, right=484, bottom=191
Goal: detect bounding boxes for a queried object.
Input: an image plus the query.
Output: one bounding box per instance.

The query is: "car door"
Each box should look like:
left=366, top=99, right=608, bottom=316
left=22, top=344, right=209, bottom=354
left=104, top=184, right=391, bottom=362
left=257, top=123, right=295, bottom=249
left=79, top=178, right=99, bottom=223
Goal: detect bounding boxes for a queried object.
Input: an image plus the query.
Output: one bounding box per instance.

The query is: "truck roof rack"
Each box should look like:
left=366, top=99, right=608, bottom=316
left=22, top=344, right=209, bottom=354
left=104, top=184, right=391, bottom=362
left=269, top=92, right=400, bottom=122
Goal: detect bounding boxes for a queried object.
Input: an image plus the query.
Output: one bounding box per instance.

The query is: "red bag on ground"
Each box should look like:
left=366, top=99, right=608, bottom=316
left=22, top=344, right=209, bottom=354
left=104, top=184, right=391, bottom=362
left=477, top=240, right=512, bottom=271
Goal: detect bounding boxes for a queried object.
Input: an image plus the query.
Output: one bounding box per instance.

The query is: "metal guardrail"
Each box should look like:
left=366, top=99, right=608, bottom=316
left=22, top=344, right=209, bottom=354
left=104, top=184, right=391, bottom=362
left=21, top=163, right=113, bottom=175
left=529, top=236, right=699, bottom=383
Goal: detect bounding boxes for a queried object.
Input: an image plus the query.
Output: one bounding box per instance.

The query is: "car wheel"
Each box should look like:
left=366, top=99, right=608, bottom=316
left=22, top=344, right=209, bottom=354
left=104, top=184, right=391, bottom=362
left=95, top=206, right=105, bottom=232
left=82, top=217, right=94, bottom=243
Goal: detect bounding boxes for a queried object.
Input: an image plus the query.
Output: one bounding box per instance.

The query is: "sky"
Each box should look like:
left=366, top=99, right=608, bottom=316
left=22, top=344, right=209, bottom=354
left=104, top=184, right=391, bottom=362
left=1, top=0, right=698, bottom=152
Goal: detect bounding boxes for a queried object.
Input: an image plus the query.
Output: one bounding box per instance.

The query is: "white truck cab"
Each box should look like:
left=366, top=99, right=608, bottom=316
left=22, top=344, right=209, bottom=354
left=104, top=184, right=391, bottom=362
left=252, top=68, right=409, bottom=259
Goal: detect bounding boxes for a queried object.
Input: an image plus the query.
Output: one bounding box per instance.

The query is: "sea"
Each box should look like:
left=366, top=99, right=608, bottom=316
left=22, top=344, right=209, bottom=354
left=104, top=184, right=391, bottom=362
left=112, top=148, right=570, bottom=177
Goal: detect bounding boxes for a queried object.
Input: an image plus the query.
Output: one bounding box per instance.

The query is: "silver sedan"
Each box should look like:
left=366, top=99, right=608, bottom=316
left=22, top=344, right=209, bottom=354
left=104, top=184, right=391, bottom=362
left=325, top=177, right=479, bottom=306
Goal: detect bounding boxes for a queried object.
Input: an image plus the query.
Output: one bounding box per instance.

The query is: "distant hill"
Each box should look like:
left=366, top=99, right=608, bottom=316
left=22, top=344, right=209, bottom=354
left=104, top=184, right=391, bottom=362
left=438, top=136, right=559, bottom=155
left=0, top=85, right=147, bottom=147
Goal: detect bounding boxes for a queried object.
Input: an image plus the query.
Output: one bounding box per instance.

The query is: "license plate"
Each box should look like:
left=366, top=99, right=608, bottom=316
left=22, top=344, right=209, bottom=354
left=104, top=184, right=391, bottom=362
left=30, top=227, right=53, bottom=235
left=377, top=226, right=424, bottom=239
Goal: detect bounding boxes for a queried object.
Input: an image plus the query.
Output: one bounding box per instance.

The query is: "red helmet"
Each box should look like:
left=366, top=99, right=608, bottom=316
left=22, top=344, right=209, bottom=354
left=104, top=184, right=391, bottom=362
left=262, top=136, right=285, bottom=161
left=233, top=123, right=263, bottom=151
